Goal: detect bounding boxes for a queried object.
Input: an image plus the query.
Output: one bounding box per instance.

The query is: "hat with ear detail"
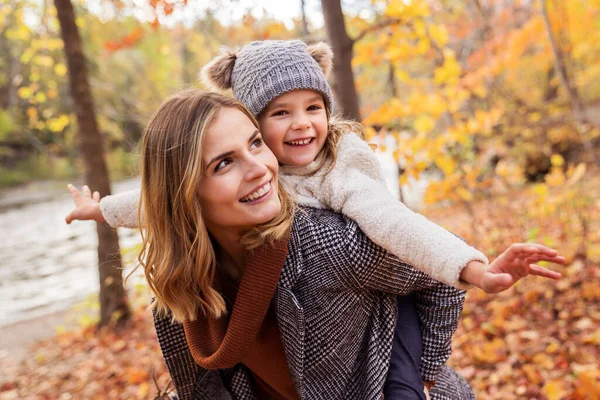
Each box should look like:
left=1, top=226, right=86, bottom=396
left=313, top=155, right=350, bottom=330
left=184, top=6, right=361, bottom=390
left=199, top=47, right=238, bottom=91
left=307, top=42, right=334, bottom=79
left=201, top=40, right=335, bottom=117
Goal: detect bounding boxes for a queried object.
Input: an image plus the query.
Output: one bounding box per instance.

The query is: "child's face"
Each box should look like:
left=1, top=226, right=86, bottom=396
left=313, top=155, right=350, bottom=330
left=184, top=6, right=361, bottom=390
left=258, top=89, right=328, bottom=167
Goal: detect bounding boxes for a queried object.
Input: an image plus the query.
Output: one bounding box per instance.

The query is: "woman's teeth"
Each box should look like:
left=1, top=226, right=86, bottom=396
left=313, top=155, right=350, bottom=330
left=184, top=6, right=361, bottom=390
left=240, top=181, right=271, bottom=202
left=287, top=138, right=312, bottom=146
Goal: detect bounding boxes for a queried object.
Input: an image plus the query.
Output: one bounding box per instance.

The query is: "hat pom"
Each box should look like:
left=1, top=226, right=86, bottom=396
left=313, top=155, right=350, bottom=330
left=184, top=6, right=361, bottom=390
left=200, top=47, right=238, bottom=90
left=307, top=42, right=333, bottom=79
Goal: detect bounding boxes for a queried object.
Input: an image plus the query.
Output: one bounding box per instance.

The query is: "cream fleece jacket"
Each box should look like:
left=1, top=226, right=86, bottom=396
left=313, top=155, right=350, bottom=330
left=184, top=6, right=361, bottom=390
left=99, top=133, right=487, bottom=289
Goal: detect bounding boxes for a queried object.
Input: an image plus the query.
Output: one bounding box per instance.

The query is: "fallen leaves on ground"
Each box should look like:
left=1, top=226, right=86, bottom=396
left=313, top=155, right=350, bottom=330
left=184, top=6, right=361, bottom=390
left=0, top=308, right=171, bottom=399
left=427, top=176, right=600, bottom=399
left=0, top=176, right=599, bottom=399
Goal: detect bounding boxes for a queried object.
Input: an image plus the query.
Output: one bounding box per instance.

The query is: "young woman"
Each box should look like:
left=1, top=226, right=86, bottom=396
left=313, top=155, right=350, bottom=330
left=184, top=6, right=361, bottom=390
left=67, top=40, right=563, bottom=399
left=66, top=89, right=564, bottom=399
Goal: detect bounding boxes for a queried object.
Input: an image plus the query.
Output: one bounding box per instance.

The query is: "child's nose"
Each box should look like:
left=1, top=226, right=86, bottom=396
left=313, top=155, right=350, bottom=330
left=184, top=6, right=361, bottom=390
left=291, top=116, right=311, bottom=130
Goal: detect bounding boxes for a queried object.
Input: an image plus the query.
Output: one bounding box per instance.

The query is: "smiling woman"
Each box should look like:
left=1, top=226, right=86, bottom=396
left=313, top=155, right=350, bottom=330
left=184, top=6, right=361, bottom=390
left=138, top=90, right=294, bottom=324
left=134, top=88, right=476, bottom=400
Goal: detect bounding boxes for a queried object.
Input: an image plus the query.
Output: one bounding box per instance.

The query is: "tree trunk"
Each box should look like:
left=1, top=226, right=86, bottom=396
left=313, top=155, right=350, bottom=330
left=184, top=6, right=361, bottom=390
left=54, top=0, right=130, bottom=328
left=540, top=0, right=599, bottom=166
left=320, top=0, right=361, bottom=121
left=300, top=0, right=310, bottom=39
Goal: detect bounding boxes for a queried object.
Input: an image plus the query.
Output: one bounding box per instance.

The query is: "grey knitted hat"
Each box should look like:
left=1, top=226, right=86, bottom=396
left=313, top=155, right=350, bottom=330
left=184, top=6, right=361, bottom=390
left=200, top=40, right=335, bottom=117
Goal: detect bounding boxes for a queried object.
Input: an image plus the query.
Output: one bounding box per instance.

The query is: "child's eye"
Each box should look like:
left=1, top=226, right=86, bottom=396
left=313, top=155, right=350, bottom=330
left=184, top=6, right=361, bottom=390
left=271, top=110, right=287, bottom=117
left=251, top=136, right=264, bottom=149
left=307, top=105, right=322, bottom=111
left=215, top=158, right=232, bottom=172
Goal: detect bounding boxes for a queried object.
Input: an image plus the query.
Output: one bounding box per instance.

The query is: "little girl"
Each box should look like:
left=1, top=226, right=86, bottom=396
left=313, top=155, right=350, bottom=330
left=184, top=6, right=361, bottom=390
left=67, top=40, right=563, bottom=398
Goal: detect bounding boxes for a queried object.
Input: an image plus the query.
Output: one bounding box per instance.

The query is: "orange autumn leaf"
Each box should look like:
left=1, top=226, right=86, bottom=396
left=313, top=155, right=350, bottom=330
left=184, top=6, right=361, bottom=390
left=126, top=367, right=149, bottom=385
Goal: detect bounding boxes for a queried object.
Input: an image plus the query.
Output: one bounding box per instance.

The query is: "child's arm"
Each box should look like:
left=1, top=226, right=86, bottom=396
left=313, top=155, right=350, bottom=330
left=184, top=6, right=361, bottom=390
left=65, top=184, right=141, bottom=228
left=294, top=133, right=562, bottom=291
left=342, top=218, right=465, bottom=384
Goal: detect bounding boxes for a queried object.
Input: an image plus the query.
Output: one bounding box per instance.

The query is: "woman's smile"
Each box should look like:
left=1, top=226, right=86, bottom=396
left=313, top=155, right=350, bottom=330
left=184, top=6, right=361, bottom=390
left=240, top=179, right=273, bottom=203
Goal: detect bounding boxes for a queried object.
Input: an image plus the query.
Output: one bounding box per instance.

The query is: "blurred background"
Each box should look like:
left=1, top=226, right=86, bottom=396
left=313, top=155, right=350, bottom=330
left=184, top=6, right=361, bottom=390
left=0, top=0, right=598, bottom=398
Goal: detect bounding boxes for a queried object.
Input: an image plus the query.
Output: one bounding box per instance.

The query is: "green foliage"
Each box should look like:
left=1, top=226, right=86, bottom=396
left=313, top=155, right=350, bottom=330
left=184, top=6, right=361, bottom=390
left=0, top=109, right=14, bottom=140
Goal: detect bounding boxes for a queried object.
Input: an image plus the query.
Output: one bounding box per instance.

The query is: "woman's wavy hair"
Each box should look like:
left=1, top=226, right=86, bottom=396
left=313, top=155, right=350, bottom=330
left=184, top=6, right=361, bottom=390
left=137, top=89, right=295, bottom=323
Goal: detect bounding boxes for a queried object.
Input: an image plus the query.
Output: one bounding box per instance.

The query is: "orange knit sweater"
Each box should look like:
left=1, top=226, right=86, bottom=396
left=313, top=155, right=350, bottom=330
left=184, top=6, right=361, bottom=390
left=183, top=232, right=299, bottom=400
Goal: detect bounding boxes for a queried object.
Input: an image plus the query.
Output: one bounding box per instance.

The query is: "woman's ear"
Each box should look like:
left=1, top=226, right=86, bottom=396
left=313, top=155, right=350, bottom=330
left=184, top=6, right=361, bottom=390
left=307, top=42, right=334, bottom=79
left=200, top=47, right=238, bottom=90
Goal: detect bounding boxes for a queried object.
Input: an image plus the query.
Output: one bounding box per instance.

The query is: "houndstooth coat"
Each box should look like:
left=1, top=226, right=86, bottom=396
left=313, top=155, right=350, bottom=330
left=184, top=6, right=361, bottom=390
left=154, top=207, right=474, bottom=399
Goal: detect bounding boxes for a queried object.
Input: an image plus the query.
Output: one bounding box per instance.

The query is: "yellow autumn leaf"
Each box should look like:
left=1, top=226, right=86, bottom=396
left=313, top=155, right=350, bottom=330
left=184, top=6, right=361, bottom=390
left=364, top=126, right=377, bottom=141
left=434, top=53, right=461, bottom=84
left=414, top=114, right=436, bottom=133
left=550, top=154, right=564, bottom=167
left=54, top=64, right=67, bottom=77
left=35, top=92, right=47, bottom=104
left=434, top=154, right=457, bottom=176
left=456, top=186, right=473, bottom=202
left=47, top=115, right=70, bottom=133
left=542, top=378, right=568, bottom=400
left=428, top=24, right=448, bottom=47
left=33, top=55, right=54, bottom=68
left=18, top=86, right=34, bottom=99
left=394, top=69, right=410, bottom=82
left=416, top=38, right=430, bottom=54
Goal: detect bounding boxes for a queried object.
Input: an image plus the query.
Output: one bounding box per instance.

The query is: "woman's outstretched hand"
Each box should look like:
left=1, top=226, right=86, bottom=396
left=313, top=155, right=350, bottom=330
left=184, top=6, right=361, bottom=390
left=461, top=244, right=565, bottom=293
left=65, top=184, right=106, bottom=224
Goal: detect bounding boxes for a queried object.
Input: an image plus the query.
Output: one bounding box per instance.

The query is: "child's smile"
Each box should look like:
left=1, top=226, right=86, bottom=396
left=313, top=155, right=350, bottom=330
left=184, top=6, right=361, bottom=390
left=259, top=89, right=328, bottom=167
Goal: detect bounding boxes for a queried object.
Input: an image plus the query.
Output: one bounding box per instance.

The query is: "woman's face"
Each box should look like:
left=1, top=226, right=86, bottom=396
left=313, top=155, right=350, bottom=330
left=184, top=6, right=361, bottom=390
left=198, top=107, right=281, bottom=235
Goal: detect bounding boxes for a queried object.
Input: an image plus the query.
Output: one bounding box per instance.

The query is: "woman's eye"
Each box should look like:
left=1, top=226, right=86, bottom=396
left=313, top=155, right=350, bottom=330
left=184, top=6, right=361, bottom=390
left=215, top=158, right=231, bottom=172
left=251, top=137, right=264, bottom=149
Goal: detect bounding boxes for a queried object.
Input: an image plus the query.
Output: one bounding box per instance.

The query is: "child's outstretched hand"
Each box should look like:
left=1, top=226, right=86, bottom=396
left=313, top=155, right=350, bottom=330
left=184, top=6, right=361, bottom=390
left=477, top=243, right=564, bottom=293
left=65, top=184, right=106, bottom=224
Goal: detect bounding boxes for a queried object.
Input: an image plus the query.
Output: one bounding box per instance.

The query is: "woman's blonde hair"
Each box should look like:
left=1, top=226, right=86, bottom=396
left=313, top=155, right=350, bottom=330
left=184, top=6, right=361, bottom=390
left=137, top=89, right=294, bottom=323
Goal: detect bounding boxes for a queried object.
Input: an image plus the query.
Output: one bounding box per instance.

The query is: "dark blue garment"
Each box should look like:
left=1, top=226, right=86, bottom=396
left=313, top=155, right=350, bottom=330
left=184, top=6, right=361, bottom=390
left=383, top=294, right=426, bottom=399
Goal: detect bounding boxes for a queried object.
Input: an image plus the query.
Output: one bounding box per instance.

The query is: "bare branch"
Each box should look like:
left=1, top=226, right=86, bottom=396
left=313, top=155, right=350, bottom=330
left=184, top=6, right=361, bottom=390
left=351, top=18, right=404, bottom=44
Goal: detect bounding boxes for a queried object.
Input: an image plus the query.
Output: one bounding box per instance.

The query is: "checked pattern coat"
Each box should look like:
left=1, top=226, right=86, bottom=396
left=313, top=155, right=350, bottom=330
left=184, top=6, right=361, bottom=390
left=154, top=207, right=475, bottom=399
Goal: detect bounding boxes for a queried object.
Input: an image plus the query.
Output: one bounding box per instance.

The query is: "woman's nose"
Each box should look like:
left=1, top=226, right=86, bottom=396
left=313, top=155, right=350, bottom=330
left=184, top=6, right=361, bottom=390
left=244, top=155, right=269, bottom=181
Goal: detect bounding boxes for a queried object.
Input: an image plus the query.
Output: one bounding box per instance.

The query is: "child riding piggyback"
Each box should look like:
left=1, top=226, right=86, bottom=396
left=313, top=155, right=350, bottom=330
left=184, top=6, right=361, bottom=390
left=67, top=40, right=563, bottom=398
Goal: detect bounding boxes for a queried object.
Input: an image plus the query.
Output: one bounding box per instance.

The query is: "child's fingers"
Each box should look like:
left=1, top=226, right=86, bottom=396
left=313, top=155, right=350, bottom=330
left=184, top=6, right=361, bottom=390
left=525, top=254, right=566, bottom=265
left=82, top=185, right=91, bottom=198
left=93, top=191, right=100, bottom=202
left=529, top=264, right=562, bottom=280
left=65, top=211, right=74, bottom=224
left=67, top=184, right=81, bottom=201
left=517, top=244, right=559, bottom=258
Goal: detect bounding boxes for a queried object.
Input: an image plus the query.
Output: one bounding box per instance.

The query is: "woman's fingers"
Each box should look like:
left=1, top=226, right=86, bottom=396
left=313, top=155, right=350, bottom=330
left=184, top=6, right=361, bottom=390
left=529, top=264, right=562, bottom=280
left=93, top=191, right=100, bottom=202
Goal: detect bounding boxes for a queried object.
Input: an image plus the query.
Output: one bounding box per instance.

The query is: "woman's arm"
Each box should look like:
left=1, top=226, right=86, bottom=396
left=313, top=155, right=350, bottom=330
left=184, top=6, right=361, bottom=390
left=152, top=309, right=255, bottom=400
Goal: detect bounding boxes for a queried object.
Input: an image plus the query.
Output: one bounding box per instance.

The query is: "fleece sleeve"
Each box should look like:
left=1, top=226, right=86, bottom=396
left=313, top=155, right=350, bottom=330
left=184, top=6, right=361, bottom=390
left=288, top=133, right=488, bottom=289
